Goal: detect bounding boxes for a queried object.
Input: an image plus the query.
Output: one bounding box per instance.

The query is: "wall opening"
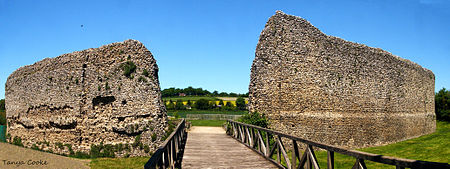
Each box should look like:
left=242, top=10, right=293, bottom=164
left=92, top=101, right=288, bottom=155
left=92, top=96, right=116, bottom=107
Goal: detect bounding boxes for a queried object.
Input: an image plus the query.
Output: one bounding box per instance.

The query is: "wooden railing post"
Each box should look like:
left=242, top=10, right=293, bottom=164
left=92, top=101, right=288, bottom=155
left=265, top=131, right=269, bottom=157
left=226, top=120, right=450, bottom=169
left=145, top=119, right=187, bottom=169
left=327, top=151, right=334, bottom=169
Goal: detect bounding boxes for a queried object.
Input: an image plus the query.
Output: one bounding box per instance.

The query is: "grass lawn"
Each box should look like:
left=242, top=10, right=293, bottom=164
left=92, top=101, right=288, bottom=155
left=360, top=120, right=450, bottom=163
left=168, top=110, right=247, bottom=118
left=162, top=96, right=219, bottom=102
left=274, top=121, right=450, bottom=168
left=90, top=157, right=150, bottom=169
left=189, top=120, right=226, bottom=127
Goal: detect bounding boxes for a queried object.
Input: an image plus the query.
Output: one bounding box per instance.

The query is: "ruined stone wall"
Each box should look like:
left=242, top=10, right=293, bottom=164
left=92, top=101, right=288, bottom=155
left=249, top=11, right=436, bottom=148
left=6, top=39, right=167, bottom=156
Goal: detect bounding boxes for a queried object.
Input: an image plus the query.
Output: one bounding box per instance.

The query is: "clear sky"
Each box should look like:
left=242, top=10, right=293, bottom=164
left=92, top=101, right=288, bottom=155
left=1, top=0, right=449, bottom=99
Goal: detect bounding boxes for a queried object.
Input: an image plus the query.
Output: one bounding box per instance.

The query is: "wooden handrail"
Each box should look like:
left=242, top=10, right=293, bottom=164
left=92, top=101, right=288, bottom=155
left=226, top=120, right=450, bottom=169
left=145, top=119, right=187, bottom=169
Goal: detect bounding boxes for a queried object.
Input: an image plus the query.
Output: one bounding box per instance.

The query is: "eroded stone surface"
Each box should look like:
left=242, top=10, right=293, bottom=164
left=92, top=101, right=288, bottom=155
left=6, top=39, right=167, bottom=156
left=249, top=11, right=436, bottom=148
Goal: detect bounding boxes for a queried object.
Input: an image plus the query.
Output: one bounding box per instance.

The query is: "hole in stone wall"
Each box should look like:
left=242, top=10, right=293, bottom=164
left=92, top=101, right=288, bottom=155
left=92, top=96, right=116, bottom=107
left=49, top=121, right=77, bottom=129
left=82, top=64, right=87, bottom=68
left=122, top=100, right=127, bottom=105
left=118, top=117, right=126, bottom=121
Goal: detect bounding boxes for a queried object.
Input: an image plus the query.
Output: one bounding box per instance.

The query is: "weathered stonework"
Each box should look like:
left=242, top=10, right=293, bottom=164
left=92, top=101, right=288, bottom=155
left=6, top=39, right=167, bottom=156
left=249, top=11, right=436, bottom=148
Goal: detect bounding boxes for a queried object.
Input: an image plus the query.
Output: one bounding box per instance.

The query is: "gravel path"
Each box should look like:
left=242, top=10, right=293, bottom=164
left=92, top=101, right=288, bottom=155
left=0, top=142, right=90, bottom=169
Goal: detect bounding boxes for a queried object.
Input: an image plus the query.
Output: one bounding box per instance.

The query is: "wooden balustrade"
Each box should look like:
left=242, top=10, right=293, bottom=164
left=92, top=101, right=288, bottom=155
left=226, top=120, right=450, bottom=169
left=145, top=119, right=187, bottom=169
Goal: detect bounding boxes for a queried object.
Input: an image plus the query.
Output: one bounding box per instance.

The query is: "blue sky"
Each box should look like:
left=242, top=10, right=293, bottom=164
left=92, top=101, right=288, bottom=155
left=0, top=0, right=449, bottom=99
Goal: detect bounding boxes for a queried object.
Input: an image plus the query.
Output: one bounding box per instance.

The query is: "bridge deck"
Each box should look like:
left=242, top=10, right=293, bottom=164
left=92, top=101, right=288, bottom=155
left=182, top=126, right=278, bottom=169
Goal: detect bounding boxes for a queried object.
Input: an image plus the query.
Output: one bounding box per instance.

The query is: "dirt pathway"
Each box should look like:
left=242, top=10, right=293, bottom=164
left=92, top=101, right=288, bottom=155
left=0, top=142, right=90, bottom=169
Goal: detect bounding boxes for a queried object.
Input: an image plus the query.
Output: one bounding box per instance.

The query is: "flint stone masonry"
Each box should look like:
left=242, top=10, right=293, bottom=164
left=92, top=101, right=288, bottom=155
left=6, top=39, right=167, bottom=156
left=249, top=11, right=436, bottom=148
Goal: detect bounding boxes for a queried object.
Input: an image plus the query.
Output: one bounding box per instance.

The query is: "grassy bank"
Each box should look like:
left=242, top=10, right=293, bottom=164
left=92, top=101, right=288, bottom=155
left=274, top=121, right=450, bottom=168
left=189, top=120, right=226, bottom=127
left=360, top=120, right=449, bottom=163
left=90, top=157, right=150, bottom=169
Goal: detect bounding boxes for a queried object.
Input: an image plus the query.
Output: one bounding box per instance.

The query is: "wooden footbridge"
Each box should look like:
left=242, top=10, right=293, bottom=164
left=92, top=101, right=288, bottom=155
left=145, top=119, right=449, bottom=169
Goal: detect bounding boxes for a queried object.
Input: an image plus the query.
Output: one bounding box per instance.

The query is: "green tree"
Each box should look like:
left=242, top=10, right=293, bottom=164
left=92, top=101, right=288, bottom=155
left=218, top=100, right=224, bottom=110
left=195, top=99, right=210, bottom=110
left=238, top=112, right=268, bottom=128
left=236, top=97, right=246, bottom=110
left=175, top=99, right=185, bottom=110
left=0, top=99, right=5, bottom=125
left=187, top=100, right=192, bottom=106
left=224, top=101, right=235, bottom=111
left=166, top=100, right=175, bottom=110
left=436, top=88, right=450, bottom=121
left=0, top=99, right=5, bottom=111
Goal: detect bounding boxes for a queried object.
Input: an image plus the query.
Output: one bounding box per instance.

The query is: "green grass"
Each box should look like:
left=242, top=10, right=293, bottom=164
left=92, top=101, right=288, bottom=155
left=90, top=157, right=150, bottom=169
left=168, top=110, right=247, bottom=118
left=162, top=96, right=219, bottom=102
left=189, top=120, right=226, bottom=127
left=272, top=121, right=450, bottom=168
left=360, top=120, right=450, bottom=163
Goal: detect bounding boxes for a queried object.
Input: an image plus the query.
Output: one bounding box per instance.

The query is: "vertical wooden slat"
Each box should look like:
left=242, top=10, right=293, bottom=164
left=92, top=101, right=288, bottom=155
left=246, top=126, right=253, bottom=146
left=257, top=130, right=267, bottom=155
left=252, top=128, right=257, bottom=148
left=276, top=135, right=291, bottom=169
left=306, top=154, right=311, bottom=169
left=352, top=159, right=367, bottom=169
left=298, top=148, right=308, bottom=168
left=307, top=145, right=320, bottom=169
left=276, top=136, right=281, bottom=164
left=265, top=131, right=270, bottom=157
left=327, top=151, right=334, bottom=169
left=241, top=125, right=244, bottom=142
left=359, top=159, right=367, bottom=169
left=292, top=140, right=298, bottom=169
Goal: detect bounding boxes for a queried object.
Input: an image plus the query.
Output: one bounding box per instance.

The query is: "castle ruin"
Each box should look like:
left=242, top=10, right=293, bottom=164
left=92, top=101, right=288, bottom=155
left=5, top=39, right=167, bottom=156
left=249, top=11, right=436, bottom=148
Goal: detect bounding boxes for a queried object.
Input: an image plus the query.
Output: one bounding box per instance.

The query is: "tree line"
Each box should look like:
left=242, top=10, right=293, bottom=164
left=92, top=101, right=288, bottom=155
left=166, top=97, right=246, bottom=111
left=161, top=86, right=248, bottom=97
left=436, top=88, right=449, bottom=121
left=0, top=87, right=448, bottom=123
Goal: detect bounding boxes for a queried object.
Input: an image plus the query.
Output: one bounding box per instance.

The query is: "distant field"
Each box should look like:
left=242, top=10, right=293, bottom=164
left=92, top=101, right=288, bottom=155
left=189, top=120, right=226, bottom=127
left=162, top=96, right=219, bottom=102
left=216, top=97, right=249, bottom=101
left=163, top=96, right=248, bottom=106
left=167, top=110, right=247, bottom=118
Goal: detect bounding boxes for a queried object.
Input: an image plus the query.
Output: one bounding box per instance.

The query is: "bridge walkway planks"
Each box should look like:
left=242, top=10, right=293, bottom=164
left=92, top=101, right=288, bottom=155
left=182, top=126, right=278, bottom=169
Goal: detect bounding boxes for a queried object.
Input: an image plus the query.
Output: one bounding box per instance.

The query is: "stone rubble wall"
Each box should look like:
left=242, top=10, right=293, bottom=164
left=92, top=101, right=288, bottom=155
left=249, top=11, right=436, bottom=148
left=5, top=39, right=167, bottom=156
